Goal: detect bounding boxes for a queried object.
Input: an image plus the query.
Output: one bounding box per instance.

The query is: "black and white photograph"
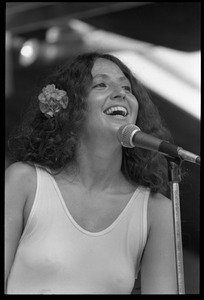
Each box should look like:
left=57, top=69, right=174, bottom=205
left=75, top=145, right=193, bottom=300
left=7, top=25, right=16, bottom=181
left=5, top=2, right=200, bottom=295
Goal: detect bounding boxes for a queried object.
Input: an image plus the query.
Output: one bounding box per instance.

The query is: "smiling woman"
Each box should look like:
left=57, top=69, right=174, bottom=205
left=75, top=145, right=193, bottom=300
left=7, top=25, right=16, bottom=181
left=8, top=52, right=171, bottom=193
left=5, top=52, right=177, bottom=294
left=91, top=59, right=136, bottom=118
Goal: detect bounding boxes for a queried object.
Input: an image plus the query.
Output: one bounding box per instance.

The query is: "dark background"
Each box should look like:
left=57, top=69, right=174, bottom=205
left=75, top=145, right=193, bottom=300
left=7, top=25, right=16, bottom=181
left=6, top=2, right=200, bottom=294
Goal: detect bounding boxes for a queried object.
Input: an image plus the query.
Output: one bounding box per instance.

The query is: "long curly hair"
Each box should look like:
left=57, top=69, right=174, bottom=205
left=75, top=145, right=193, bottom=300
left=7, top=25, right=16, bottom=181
left=8, top=52, right=173, bottom=195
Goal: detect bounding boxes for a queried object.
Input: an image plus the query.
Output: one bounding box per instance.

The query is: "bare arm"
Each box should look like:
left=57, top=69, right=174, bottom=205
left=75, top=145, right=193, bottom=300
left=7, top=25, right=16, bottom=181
left=141, top=193, right=178, bottom=294
left=5, top=162, right=35, bottom=291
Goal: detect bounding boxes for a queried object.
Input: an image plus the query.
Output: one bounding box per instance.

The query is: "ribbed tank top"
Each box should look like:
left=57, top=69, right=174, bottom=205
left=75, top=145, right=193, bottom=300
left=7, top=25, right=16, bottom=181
left=7, top=166, right=150, bottom=294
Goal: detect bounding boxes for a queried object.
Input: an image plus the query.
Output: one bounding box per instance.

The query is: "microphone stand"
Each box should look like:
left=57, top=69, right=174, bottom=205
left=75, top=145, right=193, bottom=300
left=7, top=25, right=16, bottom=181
left=167, top=156, right=185, bottom=294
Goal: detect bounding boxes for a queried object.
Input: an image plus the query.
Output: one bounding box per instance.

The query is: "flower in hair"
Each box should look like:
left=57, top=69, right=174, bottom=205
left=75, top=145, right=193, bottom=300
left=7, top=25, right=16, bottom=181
left=38, top=84, right=69, bottom=118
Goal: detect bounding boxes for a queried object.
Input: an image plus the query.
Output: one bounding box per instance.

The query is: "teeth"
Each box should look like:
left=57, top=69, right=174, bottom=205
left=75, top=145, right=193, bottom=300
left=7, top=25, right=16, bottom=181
left=104, top=106, right=128, bottom=116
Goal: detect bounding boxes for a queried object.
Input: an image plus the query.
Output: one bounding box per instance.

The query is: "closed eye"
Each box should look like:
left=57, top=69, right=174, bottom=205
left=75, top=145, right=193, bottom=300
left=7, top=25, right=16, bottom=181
left=93, top=83, right=107, bottom=88
left=123, top=86, right=132, bottom=92
left=93, top=82, right=132, bottom=92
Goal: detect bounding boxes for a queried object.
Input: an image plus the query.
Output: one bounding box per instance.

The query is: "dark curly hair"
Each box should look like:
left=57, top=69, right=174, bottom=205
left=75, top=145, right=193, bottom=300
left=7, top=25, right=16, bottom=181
left=8, top=52, right=173, bottom=195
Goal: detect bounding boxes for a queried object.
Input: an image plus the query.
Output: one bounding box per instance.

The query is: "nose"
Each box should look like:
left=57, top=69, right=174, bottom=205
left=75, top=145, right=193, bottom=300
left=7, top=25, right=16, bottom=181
left=110, top=86, right=126, bottom=100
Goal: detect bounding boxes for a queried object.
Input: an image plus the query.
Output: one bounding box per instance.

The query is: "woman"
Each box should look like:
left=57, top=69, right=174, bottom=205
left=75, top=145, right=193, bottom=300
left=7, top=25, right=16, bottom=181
left=5, top=52, right=177, bottom=294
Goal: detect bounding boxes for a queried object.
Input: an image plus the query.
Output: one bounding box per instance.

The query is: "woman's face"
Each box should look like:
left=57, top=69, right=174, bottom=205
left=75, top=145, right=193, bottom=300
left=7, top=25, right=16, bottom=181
left=82, top=58, right=139, bottom=142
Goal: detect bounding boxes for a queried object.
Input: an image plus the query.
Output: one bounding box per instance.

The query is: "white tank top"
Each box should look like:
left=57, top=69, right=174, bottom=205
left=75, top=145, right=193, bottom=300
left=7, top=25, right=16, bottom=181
left=7, top=166, right=150, bottom=294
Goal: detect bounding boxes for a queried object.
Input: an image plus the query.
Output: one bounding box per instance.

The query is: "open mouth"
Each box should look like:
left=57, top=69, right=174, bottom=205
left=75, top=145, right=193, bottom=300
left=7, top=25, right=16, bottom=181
left=103, top=106, right=128, bottom=118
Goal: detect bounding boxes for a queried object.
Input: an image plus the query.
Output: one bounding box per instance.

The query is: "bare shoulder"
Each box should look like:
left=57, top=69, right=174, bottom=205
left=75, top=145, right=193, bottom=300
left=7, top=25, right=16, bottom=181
left=149, top=192, right=172, bottom=209
left=5, top=161, right=36, bottom=182
left=148, top=192, right=172, bottom=229
left=5, top=162, right=37, bottom=204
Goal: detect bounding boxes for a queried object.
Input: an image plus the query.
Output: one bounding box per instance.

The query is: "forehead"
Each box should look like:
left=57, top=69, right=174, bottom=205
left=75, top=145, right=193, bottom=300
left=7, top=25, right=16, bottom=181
left=91, top=58, right=127, bottom=80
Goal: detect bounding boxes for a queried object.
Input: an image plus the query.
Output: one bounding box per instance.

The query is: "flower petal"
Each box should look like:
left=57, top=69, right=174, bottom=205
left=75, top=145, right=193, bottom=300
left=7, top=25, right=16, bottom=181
left=60, top=96, right=69, bottom=108
left=46, top=84, right=55, bottom=93
left=39, top=102, right=50, bottom=113
left=38, top=93, right=47, bottom=103
left=45, top=111, right=54, bottom=117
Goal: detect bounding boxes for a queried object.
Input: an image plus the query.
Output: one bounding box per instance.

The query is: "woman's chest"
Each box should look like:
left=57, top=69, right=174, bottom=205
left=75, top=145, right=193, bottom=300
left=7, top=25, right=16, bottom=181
left=23, top=174, right=137, bottom=233
left=55, top=183, right=135, bottom=233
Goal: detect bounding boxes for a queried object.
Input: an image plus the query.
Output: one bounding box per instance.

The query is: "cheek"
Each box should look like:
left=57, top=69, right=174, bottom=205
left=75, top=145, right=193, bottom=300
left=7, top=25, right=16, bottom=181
left=86, top=103, right=101, bottom=118
left=85, top=101, right=103, bottom=126
left=131, top=98, right=139, bottom=120
left=86, top=93, right=105, bottom=114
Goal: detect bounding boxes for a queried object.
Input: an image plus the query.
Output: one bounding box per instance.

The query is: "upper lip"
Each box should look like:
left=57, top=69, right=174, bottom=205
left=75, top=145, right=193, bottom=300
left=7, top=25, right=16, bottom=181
left=103, top=105, right=129, bottom=116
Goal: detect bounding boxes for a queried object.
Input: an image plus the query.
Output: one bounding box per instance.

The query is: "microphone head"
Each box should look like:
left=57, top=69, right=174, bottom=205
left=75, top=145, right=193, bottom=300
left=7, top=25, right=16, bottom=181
left=117, top=123, right=141, bottom=148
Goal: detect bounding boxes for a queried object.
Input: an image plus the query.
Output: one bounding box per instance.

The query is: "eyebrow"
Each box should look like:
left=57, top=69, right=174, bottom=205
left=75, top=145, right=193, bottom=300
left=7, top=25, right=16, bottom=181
left=93, top=74, right=130, bottom=82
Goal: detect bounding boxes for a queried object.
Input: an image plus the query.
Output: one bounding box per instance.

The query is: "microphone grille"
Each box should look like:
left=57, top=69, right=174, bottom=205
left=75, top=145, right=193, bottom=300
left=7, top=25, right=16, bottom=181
left=117, top=124, right=140, bottom=148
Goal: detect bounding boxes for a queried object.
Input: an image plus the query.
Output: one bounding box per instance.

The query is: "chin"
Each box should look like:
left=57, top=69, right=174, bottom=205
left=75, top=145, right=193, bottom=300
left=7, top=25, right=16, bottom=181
left=105, top=119, right=128, bottom=136
left=107, top=117, right=136, bottom=128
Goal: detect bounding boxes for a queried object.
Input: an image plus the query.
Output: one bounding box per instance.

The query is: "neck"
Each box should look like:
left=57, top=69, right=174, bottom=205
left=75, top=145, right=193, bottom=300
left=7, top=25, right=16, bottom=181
left=75, top=137, right=123, bottom=191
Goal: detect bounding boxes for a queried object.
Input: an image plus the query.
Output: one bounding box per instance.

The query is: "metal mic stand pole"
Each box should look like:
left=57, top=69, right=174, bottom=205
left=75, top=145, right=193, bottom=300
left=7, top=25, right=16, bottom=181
left=167, top=157, right=185, bottom=294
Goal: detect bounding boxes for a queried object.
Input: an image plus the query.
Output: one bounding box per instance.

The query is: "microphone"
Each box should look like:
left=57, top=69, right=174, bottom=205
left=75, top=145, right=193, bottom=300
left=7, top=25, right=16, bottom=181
left=117, top=124, right=201, bottom=165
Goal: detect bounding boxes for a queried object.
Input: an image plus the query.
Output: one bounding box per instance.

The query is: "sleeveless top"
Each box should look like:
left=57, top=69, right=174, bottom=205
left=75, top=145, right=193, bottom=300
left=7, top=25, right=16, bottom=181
left=7, top=166, right=150, bottom=294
